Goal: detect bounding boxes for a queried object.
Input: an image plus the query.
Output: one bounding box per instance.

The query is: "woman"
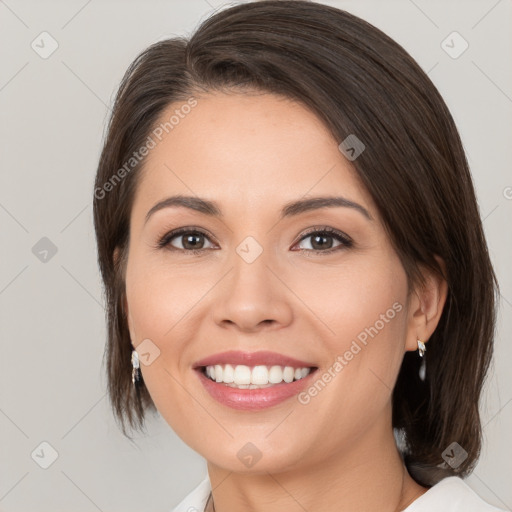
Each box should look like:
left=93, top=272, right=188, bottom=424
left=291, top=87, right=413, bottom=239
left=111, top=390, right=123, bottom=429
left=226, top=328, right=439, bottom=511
left=93, top=1, right=505, bottom=511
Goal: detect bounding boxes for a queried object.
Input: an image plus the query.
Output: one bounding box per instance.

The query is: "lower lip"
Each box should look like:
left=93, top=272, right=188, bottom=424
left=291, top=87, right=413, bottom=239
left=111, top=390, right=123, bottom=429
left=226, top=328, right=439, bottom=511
left=195, top=368, right=318, bottom=410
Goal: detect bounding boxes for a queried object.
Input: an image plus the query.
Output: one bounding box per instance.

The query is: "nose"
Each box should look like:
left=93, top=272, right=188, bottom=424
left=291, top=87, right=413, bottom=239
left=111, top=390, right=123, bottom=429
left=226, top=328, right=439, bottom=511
left=211, top=250, right=294, bottom=333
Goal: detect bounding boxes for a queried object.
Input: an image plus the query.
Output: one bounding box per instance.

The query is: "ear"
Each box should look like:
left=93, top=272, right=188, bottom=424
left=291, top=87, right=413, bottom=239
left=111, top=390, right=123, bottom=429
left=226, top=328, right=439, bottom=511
left=405, top=257, right=448, bottom=353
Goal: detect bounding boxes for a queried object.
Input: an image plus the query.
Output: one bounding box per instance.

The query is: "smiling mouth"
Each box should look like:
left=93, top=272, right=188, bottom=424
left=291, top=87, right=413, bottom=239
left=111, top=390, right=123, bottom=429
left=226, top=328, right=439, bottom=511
left=198, top=364, right=318, bottom=389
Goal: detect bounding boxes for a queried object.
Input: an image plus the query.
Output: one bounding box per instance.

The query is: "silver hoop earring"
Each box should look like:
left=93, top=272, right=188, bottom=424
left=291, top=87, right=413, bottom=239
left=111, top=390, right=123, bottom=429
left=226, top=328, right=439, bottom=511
left=417, top=339, right=426, bottom=357
left=131, top=349, right=141, bottom=385
left=417, top=339, right=427, bottom=381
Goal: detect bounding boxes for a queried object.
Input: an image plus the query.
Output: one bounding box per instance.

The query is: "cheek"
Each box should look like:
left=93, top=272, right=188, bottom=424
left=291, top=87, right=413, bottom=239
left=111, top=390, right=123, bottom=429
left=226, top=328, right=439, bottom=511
left=292, top=254, right=410, bottom=402
left=125, top=251, right=195, bottom=340
left=289, top=259, right=409, bottom=446
left=292, top=256, right=408, bottom=343
left=124, top=250, right=211, bottom=384
left=124, top=254, right=201, bottom=430
left=125, top=264, right=166, bottom=340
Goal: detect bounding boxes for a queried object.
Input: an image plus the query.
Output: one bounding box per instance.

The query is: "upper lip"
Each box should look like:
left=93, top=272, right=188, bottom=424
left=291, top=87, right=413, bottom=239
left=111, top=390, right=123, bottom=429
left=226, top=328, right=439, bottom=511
left=193, top=350, right=317, bottom=369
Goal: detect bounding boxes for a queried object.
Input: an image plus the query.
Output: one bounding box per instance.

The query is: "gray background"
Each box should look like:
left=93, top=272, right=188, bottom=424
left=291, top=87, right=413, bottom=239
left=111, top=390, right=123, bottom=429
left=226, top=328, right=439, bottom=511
left=1, top=0, right=511, bottom=510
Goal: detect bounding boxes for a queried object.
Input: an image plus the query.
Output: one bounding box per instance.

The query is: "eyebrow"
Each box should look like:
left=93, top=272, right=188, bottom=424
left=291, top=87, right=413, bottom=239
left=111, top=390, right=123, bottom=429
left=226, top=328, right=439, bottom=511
left=144, top=194, right=372, bottom=225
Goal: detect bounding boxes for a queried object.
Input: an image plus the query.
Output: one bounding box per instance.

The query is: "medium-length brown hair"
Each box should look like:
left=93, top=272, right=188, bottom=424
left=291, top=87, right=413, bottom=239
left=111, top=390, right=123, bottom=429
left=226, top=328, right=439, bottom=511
left=93, top=0, right=498, bottom=486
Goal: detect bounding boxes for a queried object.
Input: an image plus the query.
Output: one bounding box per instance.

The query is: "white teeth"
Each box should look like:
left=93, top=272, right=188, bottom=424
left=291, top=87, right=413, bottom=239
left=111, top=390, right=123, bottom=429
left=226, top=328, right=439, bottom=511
left=222, top=364, right=234, bottom=383
left=234, top=365, right=251, bottom=385
left=204, top=364, right=313, bottom=386
left=283, top=366, right=295, bottom=383
left=251, top=365, right=269, bottom=385
left=268, top=365, right=283, bottom=384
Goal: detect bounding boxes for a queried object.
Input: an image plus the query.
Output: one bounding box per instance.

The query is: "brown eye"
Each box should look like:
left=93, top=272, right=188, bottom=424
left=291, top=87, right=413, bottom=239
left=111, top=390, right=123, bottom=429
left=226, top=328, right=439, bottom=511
left=293, top=228, right=352, bottom=253
left=180, top=232, right=206, bottom=250
left=158, top=228, right=216, bottom=253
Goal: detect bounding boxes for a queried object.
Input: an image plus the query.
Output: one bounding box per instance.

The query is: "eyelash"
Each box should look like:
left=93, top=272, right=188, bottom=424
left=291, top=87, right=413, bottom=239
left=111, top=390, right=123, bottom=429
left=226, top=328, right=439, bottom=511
left=155, top=226, right=353, bottom=256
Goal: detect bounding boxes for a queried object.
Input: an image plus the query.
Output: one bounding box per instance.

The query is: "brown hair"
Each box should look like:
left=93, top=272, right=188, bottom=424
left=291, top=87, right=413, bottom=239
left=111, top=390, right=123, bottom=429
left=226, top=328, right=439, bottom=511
left=93, top=0, right=498, bottom=486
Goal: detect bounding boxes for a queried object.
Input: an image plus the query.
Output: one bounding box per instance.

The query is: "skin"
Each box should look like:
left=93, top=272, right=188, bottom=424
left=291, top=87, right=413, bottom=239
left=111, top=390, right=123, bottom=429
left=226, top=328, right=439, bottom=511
left=121, top=91, right=448, bottom=512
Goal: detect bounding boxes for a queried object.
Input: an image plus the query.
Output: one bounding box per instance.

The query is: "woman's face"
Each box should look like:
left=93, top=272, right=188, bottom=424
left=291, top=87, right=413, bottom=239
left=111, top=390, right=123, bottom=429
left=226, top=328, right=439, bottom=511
left=124, top=91, right=421, bottom=473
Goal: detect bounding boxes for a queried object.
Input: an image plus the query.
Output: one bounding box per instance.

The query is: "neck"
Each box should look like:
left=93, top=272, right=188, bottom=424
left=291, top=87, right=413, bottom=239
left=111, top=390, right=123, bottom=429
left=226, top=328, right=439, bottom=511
left=204, top=413, right=428, bottom=512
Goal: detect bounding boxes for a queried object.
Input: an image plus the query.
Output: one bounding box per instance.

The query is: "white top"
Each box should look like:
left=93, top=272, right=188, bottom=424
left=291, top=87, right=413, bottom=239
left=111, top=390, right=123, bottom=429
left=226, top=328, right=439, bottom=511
left=170, top=473, right=508, bottom=512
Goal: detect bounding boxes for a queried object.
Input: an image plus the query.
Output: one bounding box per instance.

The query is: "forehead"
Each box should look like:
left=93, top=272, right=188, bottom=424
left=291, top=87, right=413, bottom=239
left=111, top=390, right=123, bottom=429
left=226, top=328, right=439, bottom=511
left=131, top=91, right=374, bottom=222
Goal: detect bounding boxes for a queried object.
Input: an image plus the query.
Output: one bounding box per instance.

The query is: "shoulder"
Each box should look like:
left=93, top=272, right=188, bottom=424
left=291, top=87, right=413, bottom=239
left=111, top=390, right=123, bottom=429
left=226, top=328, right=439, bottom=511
left=404, top=476, right=508, bottom=512
left=169, top=473, right=211, bottom=512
